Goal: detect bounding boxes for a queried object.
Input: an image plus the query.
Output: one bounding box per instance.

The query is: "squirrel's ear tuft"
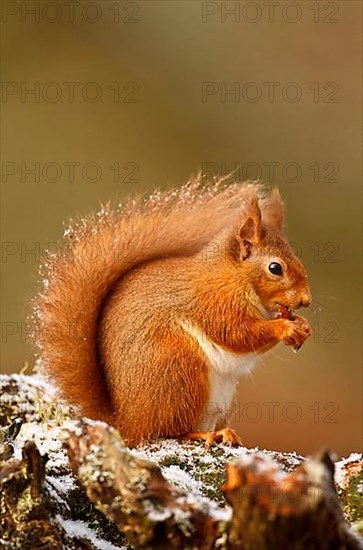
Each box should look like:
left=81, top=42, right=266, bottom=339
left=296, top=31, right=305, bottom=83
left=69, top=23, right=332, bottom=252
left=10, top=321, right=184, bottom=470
left=236, top=198, right=262, bottom=260
left=263, top=188, right=285, bottom=230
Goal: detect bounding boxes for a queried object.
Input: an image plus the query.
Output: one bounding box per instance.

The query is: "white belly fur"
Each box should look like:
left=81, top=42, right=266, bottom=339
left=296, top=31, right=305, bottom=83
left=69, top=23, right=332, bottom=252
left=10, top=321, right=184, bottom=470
left=181, top=320, right=258, bottom=431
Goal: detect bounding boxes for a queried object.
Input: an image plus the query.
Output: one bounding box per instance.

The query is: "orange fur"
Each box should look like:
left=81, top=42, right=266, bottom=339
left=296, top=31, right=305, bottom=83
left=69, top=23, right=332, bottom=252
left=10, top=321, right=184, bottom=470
left=33, top=177, right=312, bottom=446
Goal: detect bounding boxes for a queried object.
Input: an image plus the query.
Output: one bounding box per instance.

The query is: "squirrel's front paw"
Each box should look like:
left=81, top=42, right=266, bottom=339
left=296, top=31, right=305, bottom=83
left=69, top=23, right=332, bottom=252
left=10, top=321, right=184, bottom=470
left=282, top=316, right=312, bottom=351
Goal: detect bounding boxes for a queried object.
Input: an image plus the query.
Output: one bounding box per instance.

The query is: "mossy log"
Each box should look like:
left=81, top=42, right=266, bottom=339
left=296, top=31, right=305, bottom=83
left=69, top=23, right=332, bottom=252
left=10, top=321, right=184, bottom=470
left=65, top=419, right=363, bottom=549
left=0, top=374, right=362, bottom=549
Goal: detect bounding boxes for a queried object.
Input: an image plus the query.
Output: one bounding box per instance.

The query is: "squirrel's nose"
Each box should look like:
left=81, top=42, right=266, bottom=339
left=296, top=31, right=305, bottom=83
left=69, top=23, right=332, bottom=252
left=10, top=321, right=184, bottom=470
left=299, top=292, right=311, bottom=308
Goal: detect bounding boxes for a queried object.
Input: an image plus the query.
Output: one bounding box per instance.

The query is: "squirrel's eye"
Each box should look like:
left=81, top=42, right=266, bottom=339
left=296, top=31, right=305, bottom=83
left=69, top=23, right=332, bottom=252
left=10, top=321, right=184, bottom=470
left=269, top=262, right=283, bottom=276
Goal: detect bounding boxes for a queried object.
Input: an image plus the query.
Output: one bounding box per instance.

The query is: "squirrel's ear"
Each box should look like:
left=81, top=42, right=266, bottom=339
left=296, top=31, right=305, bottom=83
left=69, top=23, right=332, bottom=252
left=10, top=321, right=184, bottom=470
left=236, top=198, right=262, bottom=260
left=264, top=188, right=284, bottom=230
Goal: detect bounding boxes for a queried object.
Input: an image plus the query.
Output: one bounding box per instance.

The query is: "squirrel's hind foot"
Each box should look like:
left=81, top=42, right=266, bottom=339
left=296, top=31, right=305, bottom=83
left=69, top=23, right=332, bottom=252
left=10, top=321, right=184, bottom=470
left=183, top=428, right=243, bottom=448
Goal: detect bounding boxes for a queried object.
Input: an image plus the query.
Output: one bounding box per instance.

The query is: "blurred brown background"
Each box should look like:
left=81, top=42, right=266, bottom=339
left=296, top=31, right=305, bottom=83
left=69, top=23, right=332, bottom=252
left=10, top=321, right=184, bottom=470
left=1, top=0, right=362, bottom=457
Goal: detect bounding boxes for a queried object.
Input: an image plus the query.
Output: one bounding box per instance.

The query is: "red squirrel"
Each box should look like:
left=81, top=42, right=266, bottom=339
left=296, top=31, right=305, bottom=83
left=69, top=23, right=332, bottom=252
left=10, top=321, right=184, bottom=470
left=33, top=177, right=312, bottom=447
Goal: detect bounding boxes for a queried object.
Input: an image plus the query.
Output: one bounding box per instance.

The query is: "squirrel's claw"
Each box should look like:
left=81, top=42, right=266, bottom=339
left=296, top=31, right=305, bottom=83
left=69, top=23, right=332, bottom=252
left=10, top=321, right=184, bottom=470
left=183, top=428, right=243, bottom=448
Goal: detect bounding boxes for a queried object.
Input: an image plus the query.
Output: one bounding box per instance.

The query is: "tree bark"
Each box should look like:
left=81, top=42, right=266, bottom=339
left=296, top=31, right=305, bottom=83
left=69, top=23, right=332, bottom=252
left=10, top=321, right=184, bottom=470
left=224, top=450, right=362, bottom=549
left=0, top=440, right=64, bottom=549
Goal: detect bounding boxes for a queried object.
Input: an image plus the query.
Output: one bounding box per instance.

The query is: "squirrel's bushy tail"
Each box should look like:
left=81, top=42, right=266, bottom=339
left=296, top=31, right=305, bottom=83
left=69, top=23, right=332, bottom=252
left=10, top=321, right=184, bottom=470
left=32, top=176, right=262, bottom=421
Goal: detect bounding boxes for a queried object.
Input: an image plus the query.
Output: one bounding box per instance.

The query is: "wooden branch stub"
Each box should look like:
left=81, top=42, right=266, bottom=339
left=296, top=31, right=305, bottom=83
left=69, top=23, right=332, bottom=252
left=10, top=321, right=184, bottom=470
left=224, top=450, right=363, bottom=549
left=65, top=420, right=220, bottom=549
left=0, top=440, right=63, bottom=549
